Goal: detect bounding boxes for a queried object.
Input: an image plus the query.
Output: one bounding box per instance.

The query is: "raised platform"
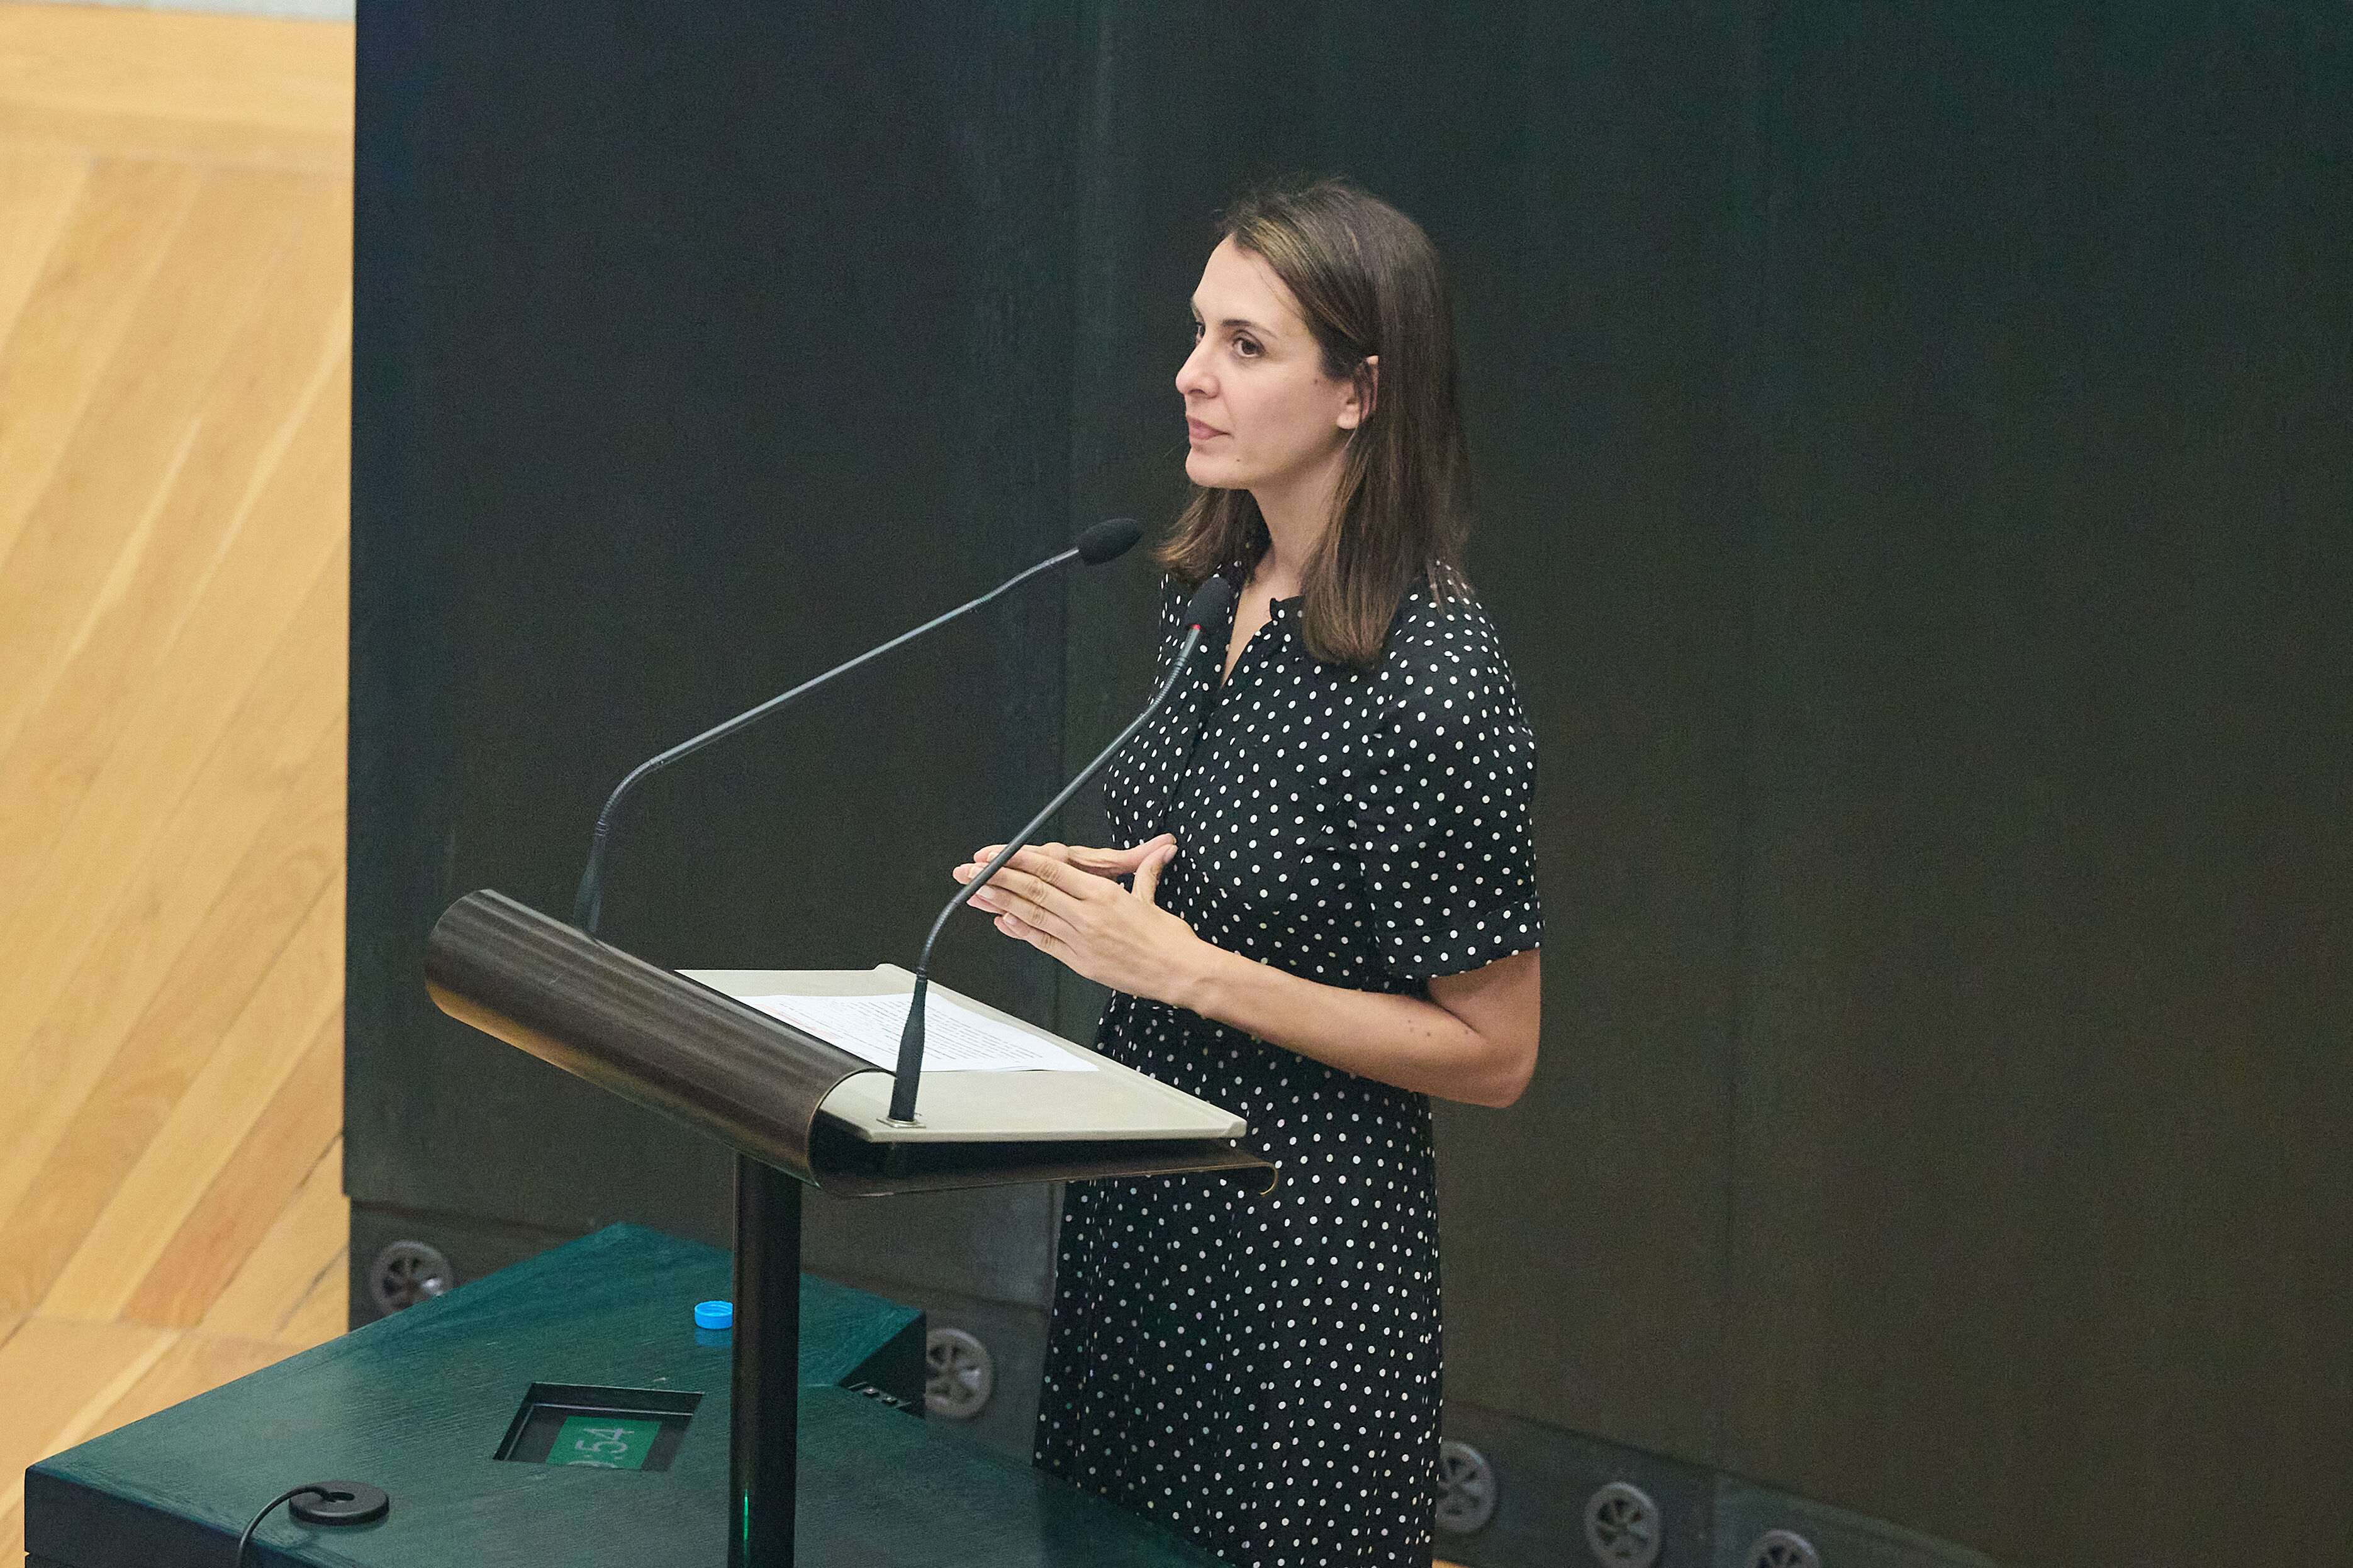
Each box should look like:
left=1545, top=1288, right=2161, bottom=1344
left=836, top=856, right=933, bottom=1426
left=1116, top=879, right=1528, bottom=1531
left=25, top=1224, right=1222, bottom=1567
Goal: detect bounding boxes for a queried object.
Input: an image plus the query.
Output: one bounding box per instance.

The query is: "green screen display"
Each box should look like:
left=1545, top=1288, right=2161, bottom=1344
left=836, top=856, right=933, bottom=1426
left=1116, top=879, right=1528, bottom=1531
left=549, top=1414, right=663, bottom=1470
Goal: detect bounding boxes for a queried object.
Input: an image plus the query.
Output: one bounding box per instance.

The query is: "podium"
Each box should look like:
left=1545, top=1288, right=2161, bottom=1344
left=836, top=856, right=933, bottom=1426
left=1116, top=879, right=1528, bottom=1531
left=418, top=889, right=1274, bottom=1566
left=26, top=889, right=1268, bottom=1567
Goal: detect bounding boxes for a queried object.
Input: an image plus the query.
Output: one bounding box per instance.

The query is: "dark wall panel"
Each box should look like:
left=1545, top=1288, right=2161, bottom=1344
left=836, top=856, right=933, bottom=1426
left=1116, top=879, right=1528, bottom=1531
left=352, top=1, right=1085, bottom=1247
left=1407, top=2, right=1754, bottom=1464
left=1724, top=5, right=2353, bottom=1562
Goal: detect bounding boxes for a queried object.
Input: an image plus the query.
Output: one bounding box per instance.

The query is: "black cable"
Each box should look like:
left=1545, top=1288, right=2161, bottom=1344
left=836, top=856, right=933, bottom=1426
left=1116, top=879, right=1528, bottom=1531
left=235, top=1485, right=326, bottom=1566
left=232, top=1480, right=389, bottom=1564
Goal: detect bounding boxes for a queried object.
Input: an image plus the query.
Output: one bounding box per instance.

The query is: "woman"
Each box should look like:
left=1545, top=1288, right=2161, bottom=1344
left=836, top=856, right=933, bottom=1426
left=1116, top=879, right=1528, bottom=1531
left=952, top=179, right=1542, bottom=1567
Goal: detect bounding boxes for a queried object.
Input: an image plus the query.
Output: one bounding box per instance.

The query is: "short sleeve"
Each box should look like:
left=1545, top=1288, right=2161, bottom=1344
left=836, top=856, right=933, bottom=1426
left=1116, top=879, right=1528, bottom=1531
left=1351, top=599, right=1543, bottom=981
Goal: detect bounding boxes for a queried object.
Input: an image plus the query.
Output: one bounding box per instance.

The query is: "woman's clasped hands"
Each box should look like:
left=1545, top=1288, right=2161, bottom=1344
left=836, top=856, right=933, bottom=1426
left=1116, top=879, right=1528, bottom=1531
left=952, top=833, right=1209, bottom=1004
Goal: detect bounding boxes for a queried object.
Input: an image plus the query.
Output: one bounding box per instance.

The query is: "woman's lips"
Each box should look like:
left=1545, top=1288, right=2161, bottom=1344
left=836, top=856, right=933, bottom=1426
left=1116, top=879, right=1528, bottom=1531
left=1187, top=419, right=1224, bottom=442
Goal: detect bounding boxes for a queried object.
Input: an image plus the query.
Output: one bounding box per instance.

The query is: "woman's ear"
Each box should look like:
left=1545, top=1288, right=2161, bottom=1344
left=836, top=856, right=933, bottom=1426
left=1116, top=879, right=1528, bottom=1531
left=1337, top=354, right=1378, bottom=431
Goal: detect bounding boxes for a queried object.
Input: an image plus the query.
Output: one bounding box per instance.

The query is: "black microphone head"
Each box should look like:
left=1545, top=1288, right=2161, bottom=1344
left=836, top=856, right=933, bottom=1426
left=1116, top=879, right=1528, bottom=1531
left=1184, top=574, right=1236, bottom=630
left=1075, top=516, right=1145, bottom=565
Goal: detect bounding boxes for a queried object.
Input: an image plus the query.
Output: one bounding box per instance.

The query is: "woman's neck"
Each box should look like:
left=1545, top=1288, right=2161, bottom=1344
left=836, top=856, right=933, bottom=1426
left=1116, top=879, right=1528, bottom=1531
left=1249, top=445, right=1347, bottom=600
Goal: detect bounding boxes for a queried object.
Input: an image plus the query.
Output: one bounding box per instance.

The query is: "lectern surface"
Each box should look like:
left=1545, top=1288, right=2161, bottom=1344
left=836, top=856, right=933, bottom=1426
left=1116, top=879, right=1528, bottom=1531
left=27, top=1225, right=1220, bottom=1568
left=685, top=965, right=1248, bottom=1145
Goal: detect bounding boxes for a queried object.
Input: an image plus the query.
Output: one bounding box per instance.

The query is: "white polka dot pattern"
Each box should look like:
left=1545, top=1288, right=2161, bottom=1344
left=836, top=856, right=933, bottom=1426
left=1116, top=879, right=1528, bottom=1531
left=1036, top=574, right=1543, bottom=1567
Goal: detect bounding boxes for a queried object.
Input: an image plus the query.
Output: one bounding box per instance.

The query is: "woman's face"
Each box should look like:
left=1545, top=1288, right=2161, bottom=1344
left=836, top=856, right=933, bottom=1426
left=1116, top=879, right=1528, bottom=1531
left=1176, top=236, right=1367, bottom=496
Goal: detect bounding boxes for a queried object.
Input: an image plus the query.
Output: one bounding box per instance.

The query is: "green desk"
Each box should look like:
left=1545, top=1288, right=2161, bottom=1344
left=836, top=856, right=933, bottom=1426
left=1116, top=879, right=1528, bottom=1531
left=25, top=1225, right=1221, bottom=1568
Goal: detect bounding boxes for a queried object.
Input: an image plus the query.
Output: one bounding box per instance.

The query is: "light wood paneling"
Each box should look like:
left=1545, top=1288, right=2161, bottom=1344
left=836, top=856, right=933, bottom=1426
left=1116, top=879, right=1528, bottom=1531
left=0, top=463, right=349, bottom=1301
left=0, top=3, right=351, bottom=173
left=0, top=177, right=349, bottom=885
left=0, top=6, right=354, bottom=1560
left=203, top=1135, right=348, bottom=1343
left=0, top=157, right=198, bottom=568
left=91, top=1326, right=294, bottom=1435
left=0, top=167, right=311, bottom=759
left=0, top=1315, right=175, bottom=1541
left=123, top=1009, right=340, bottom=1328
left=273, top=1242, right=350, bottom=1348
left=42, top=874, right=345, bottom=1318
left=0, top=147, right=84, bottom=351
left=0, top=431, right=349, bottom=1150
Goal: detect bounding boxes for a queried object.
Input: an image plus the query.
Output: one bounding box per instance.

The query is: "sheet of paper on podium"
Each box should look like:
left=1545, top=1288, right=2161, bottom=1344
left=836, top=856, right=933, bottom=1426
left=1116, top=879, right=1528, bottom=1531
left=684, top=964, right=1247, bottom=1147
left=738, top=991, right=1096, bottom=1072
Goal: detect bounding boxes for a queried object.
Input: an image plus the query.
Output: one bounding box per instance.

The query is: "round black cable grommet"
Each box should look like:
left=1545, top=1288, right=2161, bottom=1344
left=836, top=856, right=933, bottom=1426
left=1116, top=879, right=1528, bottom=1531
left=236, top=1481, right=390, bottom=1565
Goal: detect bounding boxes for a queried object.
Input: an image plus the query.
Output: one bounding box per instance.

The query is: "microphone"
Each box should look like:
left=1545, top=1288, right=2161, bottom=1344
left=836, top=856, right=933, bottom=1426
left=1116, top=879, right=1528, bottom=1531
left=1073, top=516, right=1144, bottom=564
left=570, top=517, right=1145, bottom=935
left=886, top=574, right=1236, bottom=1123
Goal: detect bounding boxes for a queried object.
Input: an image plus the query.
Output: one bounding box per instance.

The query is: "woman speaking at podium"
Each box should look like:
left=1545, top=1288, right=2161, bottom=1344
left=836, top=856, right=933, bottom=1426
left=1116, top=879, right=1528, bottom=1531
left=952, top=179, right=1542, bottom=1568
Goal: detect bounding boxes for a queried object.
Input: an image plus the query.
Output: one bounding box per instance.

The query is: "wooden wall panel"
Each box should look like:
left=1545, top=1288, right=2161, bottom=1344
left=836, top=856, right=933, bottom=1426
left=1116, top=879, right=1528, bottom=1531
left=0, top=158, right=198, bottom=570
left=0, top=150, right=84, bottom=357
left=123, top=1009, right=342, bottom=1328
left=0, top=6, right=353, bottom=1559
left=0, top=4, right=350, bottom=174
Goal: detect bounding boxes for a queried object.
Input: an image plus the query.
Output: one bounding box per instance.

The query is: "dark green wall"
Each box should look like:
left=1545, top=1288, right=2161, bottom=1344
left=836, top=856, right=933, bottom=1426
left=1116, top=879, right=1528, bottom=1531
left=1715, top=9, right=2353, bottom=1560
left=1426, top=6, right=2353, bottom=1564
left=352, top=0, right=1087, bottom=1242
left=354, top=4, right=2353, bottom=1564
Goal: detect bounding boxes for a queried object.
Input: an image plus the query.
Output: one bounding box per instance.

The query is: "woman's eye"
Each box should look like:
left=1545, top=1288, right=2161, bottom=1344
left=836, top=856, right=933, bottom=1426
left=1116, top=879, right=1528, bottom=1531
left=1234, top=336, right=1262, bottom=359
left=1190, top=320, right=1205, bottom=341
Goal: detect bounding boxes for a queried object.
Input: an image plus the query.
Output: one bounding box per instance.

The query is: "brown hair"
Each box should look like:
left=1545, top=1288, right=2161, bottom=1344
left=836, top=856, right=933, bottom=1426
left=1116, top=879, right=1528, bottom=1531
left=1157, top=177, right=1470, bottom=670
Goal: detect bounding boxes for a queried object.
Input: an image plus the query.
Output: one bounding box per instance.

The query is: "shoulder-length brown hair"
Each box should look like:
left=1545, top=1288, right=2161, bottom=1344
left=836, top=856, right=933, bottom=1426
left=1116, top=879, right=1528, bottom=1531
left=1158, top=177, right=1470, bottom=670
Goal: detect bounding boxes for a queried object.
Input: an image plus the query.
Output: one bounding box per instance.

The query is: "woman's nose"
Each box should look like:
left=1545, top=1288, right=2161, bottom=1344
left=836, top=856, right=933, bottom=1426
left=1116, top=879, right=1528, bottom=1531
left=1175, top=338, right=1214, bottom=399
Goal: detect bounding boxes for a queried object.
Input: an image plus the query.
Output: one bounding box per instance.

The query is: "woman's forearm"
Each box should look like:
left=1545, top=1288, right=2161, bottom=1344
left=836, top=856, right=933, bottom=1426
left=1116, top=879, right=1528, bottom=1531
left=950, top=841, right=1541, bottom=1106
left=1166, top=942, right=1539, bottom=1108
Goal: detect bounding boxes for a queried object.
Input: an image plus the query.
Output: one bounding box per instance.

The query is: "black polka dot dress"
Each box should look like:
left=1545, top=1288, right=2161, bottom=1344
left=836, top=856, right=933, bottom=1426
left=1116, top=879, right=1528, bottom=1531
left=1036, top=572, right=1543, bottom=1567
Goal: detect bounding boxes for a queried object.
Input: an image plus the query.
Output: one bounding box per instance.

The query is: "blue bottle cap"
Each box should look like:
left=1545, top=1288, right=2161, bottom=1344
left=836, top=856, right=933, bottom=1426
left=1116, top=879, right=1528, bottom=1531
left=693, top=1299, right=734, bottom=1331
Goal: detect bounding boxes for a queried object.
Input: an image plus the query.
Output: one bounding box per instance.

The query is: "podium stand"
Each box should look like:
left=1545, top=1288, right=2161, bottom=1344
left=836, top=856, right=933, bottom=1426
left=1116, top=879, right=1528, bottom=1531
left=418, top=889, right=1274, bottom=1567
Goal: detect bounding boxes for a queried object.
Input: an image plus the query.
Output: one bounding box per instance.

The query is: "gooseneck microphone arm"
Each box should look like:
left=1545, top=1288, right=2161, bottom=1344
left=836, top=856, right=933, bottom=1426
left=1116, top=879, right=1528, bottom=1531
left=571, top=518, right=1143, bottom=935
left=888, top=575, right=1236, bottom=1124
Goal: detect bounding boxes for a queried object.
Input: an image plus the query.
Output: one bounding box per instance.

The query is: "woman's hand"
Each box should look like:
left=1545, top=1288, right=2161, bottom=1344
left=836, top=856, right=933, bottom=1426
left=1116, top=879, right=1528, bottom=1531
left=953, top=834, right=1175, bottom=915
left=949, top=836, right=1540, bottom=1108
left=951, top=837, right=1206, bottom=1003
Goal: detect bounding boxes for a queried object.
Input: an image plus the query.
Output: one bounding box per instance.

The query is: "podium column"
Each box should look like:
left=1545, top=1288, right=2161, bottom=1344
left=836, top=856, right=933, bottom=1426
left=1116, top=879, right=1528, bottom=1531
left=733, top=1153, right=801, bottom=1566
